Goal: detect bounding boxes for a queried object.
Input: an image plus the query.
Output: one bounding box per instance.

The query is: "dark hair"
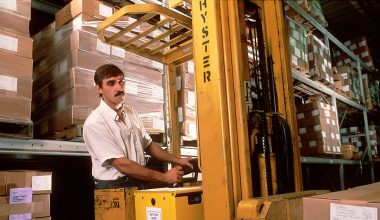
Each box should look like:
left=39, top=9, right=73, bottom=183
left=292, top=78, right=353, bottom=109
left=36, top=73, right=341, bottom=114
left=94, top=64, right=124, bottom=88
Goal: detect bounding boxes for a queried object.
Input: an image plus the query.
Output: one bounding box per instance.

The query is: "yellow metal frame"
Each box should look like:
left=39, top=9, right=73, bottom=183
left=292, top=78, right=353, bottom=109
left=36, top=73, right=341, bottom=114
left=97, top=4, right=193, bottom=65
left=97, top=1, right=302, bottom=219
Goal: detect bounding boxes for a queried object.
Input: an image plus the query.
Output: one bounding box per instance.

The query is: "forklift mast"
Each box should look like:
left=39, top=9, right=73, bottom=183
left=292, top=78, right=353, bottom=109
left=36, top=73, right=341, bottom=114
left=97, top=0, right=302, bottom=219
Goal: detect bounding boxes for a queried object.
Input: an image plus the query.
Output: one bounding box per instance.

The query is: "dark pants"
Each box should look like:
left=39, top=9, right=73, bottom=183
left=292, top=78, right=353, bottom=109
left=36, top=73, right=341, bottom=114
left=93, top=176, right=144, bottom=189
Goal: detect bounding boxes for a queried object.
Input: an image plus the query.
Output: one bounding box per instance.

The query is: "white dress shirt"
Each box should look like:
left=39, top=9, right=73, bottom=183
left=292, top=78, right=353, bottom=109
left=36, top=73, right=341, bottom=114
left=83, top=99, right=152, bottom=180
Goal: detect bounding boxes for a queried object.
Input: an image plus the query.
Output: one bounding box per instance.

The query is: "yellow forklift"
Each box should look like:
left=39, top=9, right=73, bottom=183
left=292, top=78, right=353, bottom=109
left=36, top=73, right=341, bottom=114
left=96, top=0, right=325, bottom=219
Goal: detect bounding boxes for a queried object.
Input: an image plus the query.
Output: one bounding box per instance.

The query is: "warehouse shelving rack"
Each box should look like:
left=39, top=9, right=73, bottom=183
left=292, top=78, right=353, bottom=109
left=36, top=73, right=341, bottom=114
left=286, top=0, right=376, bottom=190
left=0, top=137, right=89, bottom=156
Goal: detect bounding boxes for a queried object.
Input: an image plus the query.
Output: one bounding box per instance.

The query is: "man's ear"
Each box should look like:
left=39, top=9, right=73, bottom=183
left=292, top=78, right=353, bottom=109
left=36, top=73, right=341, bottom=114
left=96, top=84, right=103, bottom=96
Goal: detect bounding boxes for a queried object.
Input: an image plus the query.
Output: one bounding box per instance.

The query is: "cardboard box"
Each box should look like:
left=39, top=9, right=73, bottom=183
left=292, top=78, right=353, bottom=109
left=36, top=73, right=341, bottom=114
left=0, top=95, right=31, bottom=121
left=32, top=87, right=99, bottom=124
left=55, top=0, right=114, bottom=28
left=2, top=170, right=52, bottom=195
left=94, top=187, right=137, bottom=220
left=0, top=51, right=32, bottom=79
left=303, top=182, right=380, bottom=220
left=33, top=49, right=125, bottom=85
left=287, top=18, right=309, bottom=73
left=0, top=0, right=31, bottom=19
left=0, top=194, right=50, bottom=219
left=34, top=29, right=110, bottom=63
left=0, top=74, right=32, bottom=99
left=0, top=10, right=30, bottom=36
left=0, top=28, right=33, bottom=58
left=308, top=34, right=333, bottom=86
left=34, top=105, right=94, bottom=137
left=32, top=67, right=95, bottom=110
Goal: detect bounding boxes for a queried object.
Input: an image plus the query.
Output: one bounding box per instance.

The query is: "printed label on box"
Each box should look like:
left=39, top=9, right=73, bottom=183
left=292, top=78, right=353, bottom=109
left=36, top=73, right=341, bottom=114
left=147, top=207, right=162, bottom=220
left=0, top=0, right=17, bottom=11
left=178, top=107, right=183, bottom=122
left=295, top=48, right=301, bottom=58
left=0, top=34, right=18, bottom=52
left=187, top=61, right=194, bottom=74
left=32, top=175, right=52, bottom=191
left=176, top=76, right=182, bottom=91
left=99, top=3, right=113, bottom=17
left=187, top=90, right=195, bottom=107
left=96, top=39, right=111, bottom=55
left=0, top=75, right=17, bottom=92
left=189, top=122, right=197, bottom=138
left=289, top=37, right=296, bottom=47
left=297, top=112, right=305, bottom=119
left=9, top=188, right=32, bottom=204
left=111, top=46, right=125, bottom=59
left=330, top=203, right=377, bottom=220
left=358, top=40, right=367, bottom=47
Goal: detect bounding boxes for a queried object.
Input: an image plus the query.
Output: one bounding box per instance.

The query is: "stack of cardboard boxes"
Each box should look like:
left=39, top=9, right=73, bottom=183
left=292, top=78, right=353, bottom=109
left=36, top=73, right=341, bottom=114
left=341, top=125, right=379, bottom=159
left=0, top=1, right=33, bottom=124
left=297, top=100, right=341, bottom=155
left=0, top=170, right=52, bottom=220
left=333, top=65, right=361, bottom=103
left=176, top=61, right=197, bottom=140
left=32, top=0, right=164, bottom=137
left=307, top=34, right=334, bottom=88
left=284, top=0, right=328, bottom=30
left=333, top=35, right=375, bottom=69
left=287, top=18, right=309, bottom=75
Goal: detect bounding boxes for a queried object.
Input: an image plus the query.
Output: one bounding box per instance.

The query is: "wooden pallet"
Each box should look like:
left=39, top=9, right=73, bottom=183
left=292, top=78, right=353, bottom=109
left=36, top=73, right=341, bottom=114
left=0, top=117, right=33, bottom=139
left=44, top=124, right=84, bottom=141
left=150, top=132, right=165, bottom=144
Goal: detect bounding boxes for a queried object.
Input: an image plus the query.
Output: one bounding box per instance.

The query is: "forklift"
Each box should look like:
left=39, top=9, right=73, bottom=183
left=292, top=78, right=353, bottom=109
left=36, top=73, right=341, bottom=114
left=96, top=0, right=324, bottom=219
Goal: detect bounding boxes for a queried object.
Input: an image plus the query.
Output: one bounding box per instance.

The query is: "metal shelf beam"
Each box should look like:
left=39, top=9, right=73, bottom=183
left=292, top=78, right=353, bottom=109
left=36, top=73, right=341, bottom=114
left=301, top=156, right=361, bottom=165
left=0, top=138, right=89, bottom=156
left=292, top=69, right=365, bottom=110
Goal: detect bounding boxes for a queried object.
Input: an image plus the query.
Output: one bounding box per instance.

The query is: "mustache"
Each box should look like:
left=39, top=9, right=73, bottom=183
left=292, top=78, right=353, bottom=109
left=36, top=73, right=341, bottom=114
left=115, top=91, right=125, bottom=97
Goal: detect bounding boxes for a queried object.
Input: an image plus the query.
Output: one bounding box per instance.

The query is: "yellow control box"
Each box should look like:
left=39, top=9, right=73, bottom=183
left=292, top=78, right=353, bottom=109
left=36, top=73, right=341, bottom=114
left=135, top=186, right=203, bottom=220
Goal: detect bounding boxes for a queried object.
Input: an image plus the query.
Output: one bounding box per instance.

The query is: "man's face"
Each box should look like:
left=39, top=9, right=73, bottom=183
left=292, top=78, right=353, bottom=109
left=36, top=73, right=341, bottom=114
left=97, top=75, right=126, bottom=109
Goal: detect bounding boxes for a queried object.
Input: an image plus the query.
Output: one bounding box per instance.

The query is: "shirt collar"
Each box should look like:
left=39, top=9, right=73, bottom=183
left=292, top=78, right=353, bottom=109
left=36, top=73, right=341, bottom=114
left=99, top=99, right=120, bottom=121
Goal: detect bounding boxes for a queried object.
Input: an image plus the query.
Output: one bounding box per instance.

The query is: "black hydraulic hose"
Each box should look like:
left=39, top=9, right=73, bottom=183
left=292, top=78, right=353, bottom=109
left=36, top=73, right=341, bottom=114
left=276, top=115, right=295, bottom=193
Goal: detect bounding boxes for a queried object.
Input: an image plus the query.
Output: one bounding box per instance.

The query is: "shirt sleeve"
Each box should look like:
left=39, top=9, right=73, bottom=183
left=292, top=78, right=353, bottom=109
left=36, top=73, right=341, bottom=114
left=83, top=119, right=126, bottom=167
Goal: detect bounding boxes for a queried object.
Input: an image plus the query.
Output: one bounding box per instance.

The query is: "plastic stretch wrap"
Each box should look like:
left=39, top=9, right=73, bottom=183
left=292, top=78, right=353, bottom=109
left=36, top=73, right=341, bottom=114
left=33, top=15, right=164, bottom=135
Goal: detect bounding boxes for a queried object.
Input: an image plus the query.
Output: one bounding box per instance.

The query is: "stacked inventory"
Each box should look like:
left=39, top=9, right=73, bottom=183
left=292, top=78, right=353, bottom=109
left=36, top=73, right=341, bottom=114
left=332, top=35, right=375, bottom=69
left=176, top=61, right=197, bottom=140
left=32, top=0, right=164, bottom=138
left=341, top=125, right=379, bottom=159
left=284, top=0, right=328, bottom=30
left=0, top=170, right=52, bottom=219
left=297, top=100, right=341, bottom=155
left=307, top=34, right=333, bottom=88
left=0, top=0, right=33, bottom=135
left=287, top=18, right=309, bottom=74
left=333, top=65, right=361, bottom=103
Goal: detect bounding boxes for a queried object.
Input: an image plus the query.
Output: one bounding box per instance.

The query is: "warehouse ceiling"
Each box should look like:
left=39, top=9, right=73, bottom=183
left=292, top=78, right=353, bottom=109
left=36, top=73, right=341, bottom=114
left=30, top=0, right=380, bottom=69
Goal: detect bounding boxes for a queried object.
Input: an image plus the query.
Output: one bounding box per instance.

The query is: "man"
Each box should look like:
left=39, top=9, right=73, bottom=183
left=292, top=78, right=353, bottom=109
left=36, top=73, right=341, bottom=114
left=83, top=64, right=193, bottom=189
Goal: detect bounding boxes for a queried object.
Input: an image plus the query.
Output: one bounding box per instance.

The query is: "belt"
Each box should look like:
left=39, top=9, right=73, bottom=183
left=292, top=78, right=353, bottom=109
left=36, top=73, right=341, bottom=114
left=93, top=176, right=143, bottom=189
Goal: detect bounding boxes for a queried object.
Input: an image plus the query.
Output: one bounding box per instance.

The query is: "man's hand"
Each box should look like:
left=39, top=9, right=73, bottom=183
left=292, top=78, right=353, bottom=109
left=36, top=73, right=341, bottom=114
left=176, top=157, right=193, bottom=170
left=164, top=166, right=184, bottom=183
